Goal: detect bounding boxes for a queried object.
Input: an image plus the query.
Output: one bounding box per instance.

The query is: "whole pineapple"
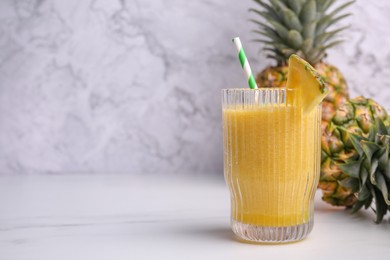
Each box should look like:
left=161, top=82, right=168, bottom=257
left=251, top=0, right=353, bottom=127
left=321, top=97, right=390, bottom=208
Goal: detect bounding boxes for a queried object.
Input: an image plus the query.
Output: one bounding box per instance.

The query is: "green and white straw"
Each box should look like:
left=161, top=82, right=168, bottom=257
left=232, top=37, right=257, bottom=89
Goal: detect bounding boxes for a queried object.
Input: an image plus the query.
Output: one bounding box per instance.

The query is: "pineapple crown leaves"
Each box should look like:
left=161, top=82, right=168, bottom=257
left=250, top=0, right=355, bottom=65
left=337, top=119, right=390, bottom=223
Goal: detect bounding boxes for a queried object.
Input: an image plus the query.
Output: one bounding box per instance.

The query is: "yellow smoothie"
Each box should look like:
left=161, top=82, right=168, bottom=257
left=223, top=105, right=321, bottom=227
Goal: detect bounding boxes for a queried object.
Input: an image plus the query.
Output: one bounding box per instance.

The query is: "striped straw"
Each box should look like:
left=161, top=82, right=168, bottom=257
left=232, top=37, right=257, bottom=89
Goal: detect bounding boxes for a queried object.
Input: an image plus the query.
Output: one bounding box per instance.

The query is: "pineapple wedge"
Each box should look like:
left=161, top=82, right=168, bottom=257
left=286, top=55, right=329, bottom=113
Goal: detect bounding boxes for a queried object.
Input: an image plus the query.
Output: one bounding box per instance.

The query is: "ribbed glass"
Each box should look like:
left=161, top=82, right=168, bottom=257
left=222, top=88, right=321, bottom=243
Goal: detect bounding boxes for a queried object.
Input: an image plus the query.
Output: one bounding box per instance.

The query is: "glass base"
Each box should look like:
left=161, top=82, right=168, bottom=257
left=231, top=219, right=313, bottom=243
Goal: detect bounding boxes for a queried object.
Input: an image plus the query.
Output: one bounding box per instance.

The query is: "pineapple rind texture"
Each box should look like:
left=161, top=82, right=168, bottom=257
left=321, top=97, right=390, bottom=210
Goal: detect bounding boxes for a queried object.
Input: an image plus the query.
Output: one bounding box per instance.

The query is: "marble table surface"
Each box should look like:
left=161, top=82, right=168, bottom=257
left=0, top=174, right=389, bottom=260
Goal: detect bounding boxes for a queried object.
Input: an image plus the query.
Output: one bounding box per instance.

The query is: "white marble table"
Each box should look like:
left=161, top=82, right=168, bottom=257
left=0, top=174, right=389, bottom=260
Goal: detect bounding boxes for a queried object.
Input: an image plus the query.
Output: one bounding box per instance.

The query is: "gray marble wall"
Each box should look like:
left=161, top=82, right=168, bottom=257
left=0, top=0, right=389, bottom=175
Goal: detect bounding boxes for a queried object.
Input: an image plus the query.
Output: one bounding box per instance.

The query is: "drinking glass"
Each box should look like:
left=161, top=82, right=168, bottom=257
left=222, top=88, right=321, bottom=243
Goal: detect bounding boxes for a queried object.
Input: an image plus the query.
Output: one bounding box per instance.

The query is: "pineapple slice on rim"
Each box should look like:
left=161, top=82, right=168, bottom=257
left=286, top=54, right=328, bottom=113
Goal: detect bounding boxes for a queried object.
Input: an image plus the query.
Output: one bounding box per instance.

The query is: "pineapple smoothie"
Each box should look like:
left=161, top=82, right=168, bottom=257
left=224, top=51, right=327, bottom=242
left=223, top=104, right=321, bottom=227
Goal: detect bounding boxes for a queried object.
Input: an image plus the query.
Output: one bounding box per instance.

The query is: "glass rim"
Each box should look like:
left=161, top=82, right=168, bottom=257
left=221, top=88, right=287, bottom=108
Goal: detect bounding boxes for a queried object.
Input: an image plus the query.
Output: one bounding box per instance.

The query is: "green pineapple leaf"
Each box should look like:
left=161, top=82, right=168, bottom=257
left=322, top=40, right=344, bottom=50
left=361, top=140, right=381, bottom=165
left=357, top=184, right=371, bottom=202
left=306, top=50, right=325, bottom=65
left=369, top=158, right=379, bottom=185
left=316, top=15, right=332, bottom=36
left=379, top=152, right=390, bottom=180
left=328, top=1, right=355, bottom=18
left=328, top=14, right=352, bottom=30
left=349, top=133, right=364, bottom=157
left=301, top=38, right=314, bottom=53
left=338, top=160, right=361, bottom=179
left=249, top=19, right=269, bottom=29
left=252, top=0, right=278, bottom=17
left=269, top=0, right=289, bottom=11
left=284, top=0, right=304, bottom=14
left=373, top=189, right=387, bottom=224
left=378, top=134, right=390, bottom=146
left=360, top=165, right=369, bottom=185
left=302, top=21, right=316, bottom=40
left=249, top=9, right=280, bottom=25
left=287, top=30, right=303, bottom=49
left=375, top=119, right=388, bottom=135
left=377, top=146, right=390, bottom=179
left=338, top=177, right=359, bottom=192
left=367, top=126, right=377, bottom=142
left=263, top=47, right=283, bottom=55
left=362, top=156, right=370, bottom=170
left=316, top=13, right=351, bottom=37
left=252, top=39, right=273, bottom=45
left=351, top=200, right=365, bottom=214
left=317, top=0, right=337, bottom=13
left=375, top=173, right=390, bottom=205
left=269, top=20, right=289, bottom=39
left=300, top=0, right=316, bottom=23
left=315, top=26, right=349, bottom=46
left=252, top=29, right=281, bottom=42
left=283, top=9, right=303, bottom=31
left=364, top=194, right=372, bottom=209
